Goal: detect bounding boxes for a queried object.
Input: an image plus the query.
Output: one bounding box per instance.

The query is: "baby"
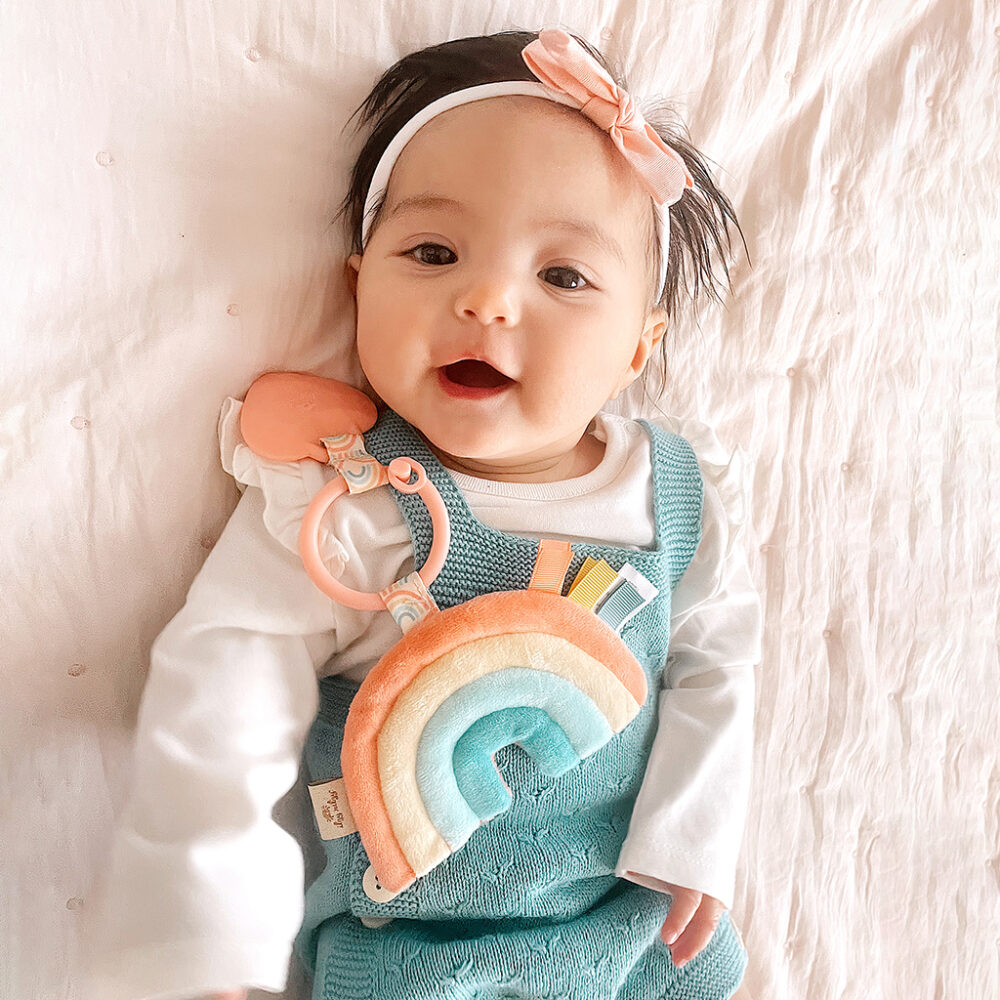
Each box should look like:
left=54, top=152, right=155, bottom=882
left=85, top=26, right=761, bottom=1000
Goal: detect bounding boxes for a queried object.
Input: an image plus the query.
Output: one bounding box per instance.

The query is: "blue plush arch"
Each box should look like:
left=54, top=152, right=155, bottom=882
left=414, top=667, right=612, bottom=849
left=453, top=707, right=581, bottom=819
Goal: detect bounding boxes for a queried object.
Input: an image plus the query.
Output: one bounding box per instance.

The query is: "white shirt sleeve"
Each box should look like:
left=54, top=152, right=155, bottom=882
left=615, top=435, right=762, bottom=912
left=82, top=484, right=340, bottom=1000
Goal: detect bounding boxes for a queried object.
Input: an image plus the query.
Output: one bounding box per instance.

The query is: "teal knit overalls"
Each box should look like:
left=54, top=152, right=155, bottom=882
left=294, top=409, right=747, bottom=999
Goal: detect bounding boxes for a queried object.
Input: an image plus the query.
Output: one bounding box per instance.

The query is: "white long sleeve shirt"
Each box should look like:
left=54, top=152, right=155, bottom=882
left=83, top=402, right=762, bottom=1000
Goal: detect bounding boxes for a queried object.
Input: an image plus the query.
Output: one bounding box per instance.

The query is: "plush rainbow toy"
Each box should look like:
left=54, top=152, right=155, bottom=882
left=341, top=586, right=647, bottom=894
left=239, top=372, right=652, bottom=895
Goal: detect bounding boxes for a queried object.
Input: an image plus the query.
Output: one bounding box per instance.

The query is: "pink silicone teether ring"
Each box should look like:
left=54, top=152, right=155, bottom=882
left=298, top=458, right=451, bottom=610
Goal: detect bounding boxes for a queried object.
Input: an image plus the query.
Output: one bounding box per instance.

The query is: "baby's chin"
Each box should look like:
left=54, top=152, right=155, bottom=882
left=415, top=429, right=513, bottom=473
left=416, top=427, right=591, bottom=482
left=377, top=403, right=513, bottom=462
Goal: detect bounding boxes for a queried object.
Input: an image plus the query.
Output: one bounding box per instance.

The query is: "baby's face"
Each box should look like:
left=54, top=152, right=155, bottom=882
left=348, top=96, right=666, bottom=478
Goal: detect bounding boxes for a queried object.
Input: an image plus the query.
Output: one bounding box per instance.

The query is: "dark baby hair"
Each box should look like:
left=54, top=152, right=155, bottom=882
left=333, top=28, right=748, bottom=322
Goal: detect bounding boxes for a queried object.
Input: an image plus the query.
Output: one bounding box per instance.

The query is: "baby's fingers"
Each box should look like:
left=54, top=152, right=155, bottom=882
left=659, top=885, right=701, bottom=948
left=667, top=894, right=724, bottom=968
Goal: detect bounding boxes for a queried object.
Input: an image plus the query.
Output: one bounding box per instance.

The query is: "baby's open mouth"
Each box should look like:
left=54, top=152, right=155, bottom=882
left=441, top=360, right=514, bottom=389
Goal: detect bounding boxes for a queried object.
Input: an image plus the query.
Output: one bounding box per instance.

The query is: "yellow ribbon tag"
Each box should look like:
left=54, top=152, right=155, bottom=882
left=566, top=558, right=619, bottom=609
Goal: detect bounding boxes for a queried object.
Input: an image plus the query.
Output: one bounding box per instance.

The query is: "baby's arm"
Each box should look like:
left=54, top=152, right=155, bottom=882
left=616, top=468, right=762, bottom=962
left=82, top=485, right=340, bottom=1000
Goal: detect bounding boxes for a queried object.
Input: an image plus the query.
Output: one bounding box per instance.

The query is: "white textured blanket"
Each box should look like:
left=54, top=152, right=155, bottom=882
left=2, top=2, right=997, bottom=998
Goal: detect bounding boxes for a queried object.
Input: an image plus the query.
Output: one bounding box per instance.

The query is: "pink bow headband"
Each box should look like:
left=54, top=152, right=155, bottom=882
left=360, top=28, right=694, bottom=299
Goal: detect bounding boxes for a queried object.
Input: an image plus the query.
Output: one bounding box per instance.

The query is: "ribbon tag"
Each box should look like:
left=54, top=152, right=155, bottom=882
left=308, top=777, right=358, bottom=841
left=322, top=433, right=390, bottom=494
left=595, top=564, right=659, bottom=632
left=528, top=539, right=574, bottom=594
left=566, top=558, right=619, bottom=609
left=380, top=571, right=439, bottom=634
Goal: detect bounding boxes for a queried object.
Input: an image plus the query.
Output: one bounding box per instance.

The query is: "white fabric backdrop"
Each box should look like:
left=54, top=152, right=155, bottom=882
left=2, top=1, right=997, bottom=998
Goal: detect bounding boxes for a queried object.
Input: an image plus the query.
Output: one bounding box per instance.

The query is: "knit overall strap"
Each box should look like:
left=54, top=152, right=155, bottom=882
left=362, top=410, right=704, bottom=616
left=636, top=416, right=706, bottom=590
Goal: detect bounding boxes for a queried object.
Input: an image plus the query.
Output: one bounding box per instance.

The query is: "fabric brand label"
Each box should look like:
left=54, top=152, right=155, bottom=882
left=307, top=776, right=358, bottom=840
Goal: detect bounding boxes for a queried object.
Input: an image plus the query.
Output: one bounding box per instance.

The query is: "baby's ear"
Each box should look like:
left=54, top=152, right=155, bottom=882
left=640, top=307, right=668, bottom=363
left=346, top=253, right=362, bottom=298
left=615, top=308, right=667, bottom=396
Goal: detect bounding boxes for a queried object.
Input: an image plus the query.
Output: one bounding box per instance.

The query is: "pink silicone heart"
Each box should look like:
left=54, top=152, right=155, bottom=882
left=239, top=371, right=378, bottom=463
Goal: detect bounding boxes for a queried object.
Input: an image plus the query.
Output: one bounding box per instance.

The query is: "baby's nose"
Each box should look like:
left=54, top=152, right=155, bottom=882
left=454, top=274, right=520, bottom=327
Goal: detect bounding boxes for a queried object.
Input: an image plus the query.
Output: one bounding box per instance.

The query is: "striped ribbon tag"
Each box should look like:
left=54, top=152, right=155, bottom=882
left=528, top=539, right=574, bottom=594
left=566, top=558, right=619, bottom=609
left=595, top=564, right=658, bottom=631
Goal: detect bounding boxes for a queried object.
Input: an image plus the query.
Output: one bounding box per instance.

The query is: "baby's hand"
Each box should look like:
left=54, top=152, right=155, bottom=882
left=657, top=882, right=725, bottom=968
left=210, top=991, right=248, bottom=1000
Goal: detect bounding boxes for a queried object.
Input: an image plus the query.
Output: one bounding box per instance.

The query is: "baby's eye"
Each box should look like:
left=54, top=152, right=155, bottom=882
left=405, top=243, right=456, bottom=266
left=541, top=266, right=590, bottom=290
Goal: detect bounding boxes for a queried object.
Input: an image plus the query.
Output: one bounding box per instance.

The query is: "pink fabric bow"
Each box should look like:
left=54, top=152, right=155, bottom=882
left=522, top=28, right=693, bottom=206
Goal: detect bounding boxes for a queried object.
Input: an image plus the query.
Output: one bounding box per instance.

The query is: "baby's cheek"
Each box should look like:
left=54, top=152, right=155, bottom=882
left=355, top=336, right=395, bottom=400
